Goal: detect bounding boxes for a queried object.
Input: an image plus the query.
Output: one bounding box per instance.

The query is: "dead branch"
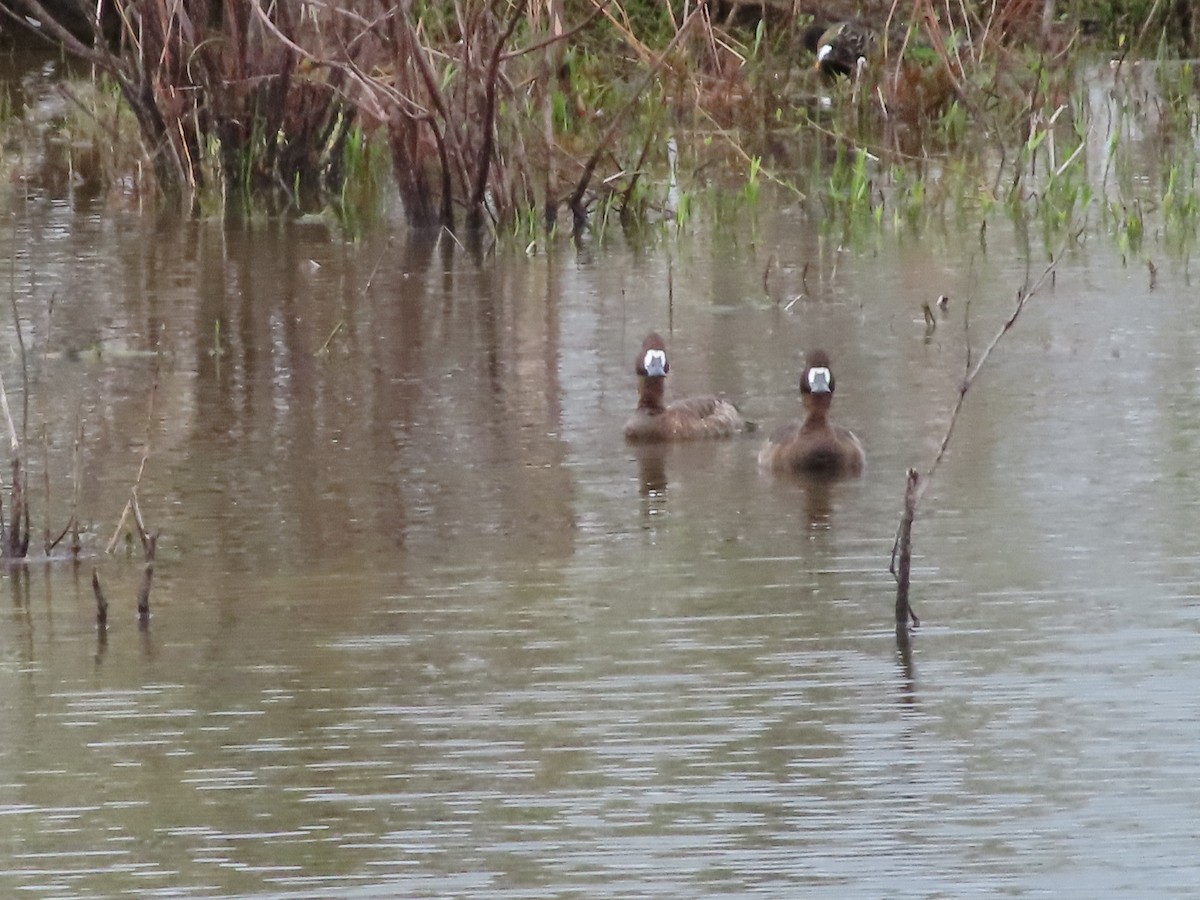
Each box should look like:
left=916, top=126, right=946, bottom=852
left=468, top=0, right=531, bottom=229
left=501, top=0, right=610, bottom=61
left=919, top=255, right=1059, bottom=502
left=891, top=252, right=1062, bottom=630
left=394, top=4, right=471, bottom=202
left=92, top=569, right=108, bottom=629
left=105, top=371, right=160, bottom=627
left=107, top=370, right=159, bottom=559
left=568, top=10, right=700, bottom=234
left=105, top=500, right=133, bottom=557
left=137, top=555, right=153, bottom=630
left=71, top=415, right=82, bottom=558
left=894, top=468, right=921, bottom=631
left=0, top=363, right=27, bottom=558
left=0, top=2, right=116, bottom=71
left=618, top=125, right=658, bottom=217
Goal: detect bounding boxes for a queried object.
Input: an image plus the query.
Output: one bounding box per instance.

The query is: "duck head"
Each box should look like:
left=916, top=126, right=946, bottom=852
left=800, top=349, right=837, bottom=415
left=801, top=350, right=835, bottom=395
left=636, top=333, right=670, bottom=379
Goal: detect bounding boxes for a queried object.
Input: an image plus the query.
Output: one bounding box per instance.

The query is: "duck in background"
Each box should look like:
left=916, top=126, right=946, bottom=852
left=803, top=19, right=879, bottom=79
left=624, top=333, right=750, bottom=442
left=758, top=349, right=864, bottom=476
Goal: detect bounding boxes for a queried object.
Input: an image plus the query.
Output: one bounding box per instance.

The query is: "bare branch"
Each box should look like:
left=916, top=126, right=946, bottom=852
left=918, top=253, right=1060, bottom=503
left=92, top=569, right=108, bottom=628
left=568, top=10, right=700, bottom=232
left=891, top=247, right=1064, bottom=634
left=0, top=1, right=116, bottom=71
left=469, top=0, right=530, bottom=227
left=501, top=0, right=610, bottom=62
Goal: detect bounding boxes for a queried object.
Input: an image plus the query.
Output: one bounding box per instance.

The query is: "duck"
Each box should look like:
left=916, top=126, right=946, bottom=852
left=758, top=349, right=864, bottom=476
left=623, top=333, right=748, bottom=442
left=803, top=20, right=879, bottom=79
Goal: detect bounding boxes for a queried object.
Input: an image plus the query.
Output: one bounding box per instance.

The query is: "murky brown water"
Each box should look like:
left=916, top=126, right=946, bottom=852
left=1, top=51, right=1200, bottom=898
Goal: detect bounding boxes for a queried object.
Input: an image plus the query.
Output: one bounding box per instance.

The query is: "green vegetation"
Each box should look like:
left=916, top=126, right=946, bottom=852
left=2, top=0, right=1199, bottom=264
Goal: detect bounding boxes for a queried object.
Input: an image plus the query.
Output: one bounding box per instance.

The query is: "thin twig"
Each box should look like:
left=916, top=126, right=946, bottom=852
left=105, top=500, right=132, bottom=556
left=891, top=249, right=1064, bottom=626
left=41, top=425, right=50, bottom=555
left=0, top=367, right=18, bottom=455
left=468, top=0, right=530, bottom=227
left=316, top=321, right=346, bottom=356
left=501, top=1, right=611, bottom=61
left=568, top=10, right=700, bottom=231
left=105, top=369, right=160, bottom=559
left=919, top=254, right=1060, bottom=501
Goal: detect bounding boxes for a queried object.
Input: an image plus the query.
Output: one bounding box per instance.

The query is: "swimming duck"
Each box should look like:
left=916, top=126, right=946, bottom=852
left=803, top=20, right=878, bottom=79
left=623, top=333, right=748, bottom=442
left=758, top=349, right=864, bottom=476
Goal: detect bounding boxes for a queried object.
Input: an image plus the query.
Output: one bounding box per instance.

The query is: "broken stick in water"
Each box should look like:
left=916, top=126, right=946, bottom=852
left=891, top=252, right=1062, bottom=635
left=892, top=468, right=921, bottom=633
left=92, top=569, right=108, bottom=629
left=106, top=371, right=161, bottom=627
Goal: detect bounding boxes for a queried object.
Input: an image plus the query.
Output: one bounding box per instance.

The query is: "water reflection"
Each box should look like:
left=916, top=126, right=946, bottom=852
left=633, top=444, right=669, bottom=521
left=1, top=117, right=1200, bottom=895
left=797, top=471, right=836, bottom=527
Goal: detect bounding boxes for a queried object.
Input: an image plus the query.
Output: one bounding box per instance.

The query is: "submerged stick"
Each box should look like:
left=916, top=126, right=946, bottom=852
left=8, top=456, right=25, bottom=558
left=137, top=557, right=153, bottom=631
left=891, top=253, right=1062, bottom=630
left=105, top=500, right=133, bottom=556
left=71, top=416, right=82, bottom=558
left=315, top=321, right=345, bottom=357
left=893, top=469, right=921, bottom=631
left=42, top=426, right=50, bottom=554
left=106, top=372, right=160, bottom=624
left=0, top=366, right=25, bottom=557
left=93, top=569, right=108, bottom=629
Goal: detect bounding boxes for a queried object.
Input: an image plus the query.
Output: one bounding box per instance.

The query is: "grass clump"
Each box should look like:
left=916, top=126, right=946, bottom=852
left=0, top=0, right=1197, bottom=264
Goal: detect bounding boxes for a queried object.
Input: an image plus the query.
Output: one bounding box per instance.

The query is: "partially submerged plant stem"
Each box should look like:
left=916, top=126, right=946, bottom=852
left=895, top=468, right=920, bottom=633
left=891, top=252, right=1063, bottom=634
left=0, top=365, right=28, bottom=559
left=106, top=371, right=160, bottom=629
left=93, top=569, right=108, bottom=630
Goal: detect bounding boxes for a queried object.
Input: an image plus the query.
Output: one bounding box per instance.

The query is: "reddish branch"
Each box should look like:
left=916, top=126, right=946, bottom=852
left=469, top=0, right=530, bottom=229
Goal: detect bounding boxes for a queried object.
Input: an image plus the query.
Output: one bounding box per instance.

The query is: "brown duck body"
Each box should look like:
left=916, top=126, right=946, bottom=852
left=758, top=350, right=864, bottom=476
left=623, top=333, right=748, bottom=442
left=757, top=406, right=865, bottom=475
left=625, top=394, right=746, bottom=442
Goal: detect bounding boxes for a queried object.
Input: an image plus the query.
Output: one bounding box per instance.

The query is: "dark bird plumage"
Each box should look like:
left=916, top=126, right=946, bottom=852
left=758, top=349, right=864, bottom=476
left=803, top=20, right=879, bottom=78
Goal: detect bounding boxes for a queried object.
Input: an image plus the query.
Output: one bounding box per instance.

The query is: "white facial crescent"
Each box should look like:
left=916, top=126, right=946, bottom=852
left=643, top=349, right=668, bottom=377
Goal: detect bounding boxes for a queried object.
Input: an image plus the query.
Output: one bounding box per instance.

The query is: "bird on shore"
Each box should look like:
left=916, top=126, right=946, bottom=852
left=803, top=20, right=879, bottom=79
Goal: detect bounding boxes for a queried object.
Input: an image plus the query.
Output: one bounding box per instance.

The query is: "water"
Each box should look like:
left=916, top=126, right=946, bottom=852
left=1, top=68, right=1200, bottom=900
